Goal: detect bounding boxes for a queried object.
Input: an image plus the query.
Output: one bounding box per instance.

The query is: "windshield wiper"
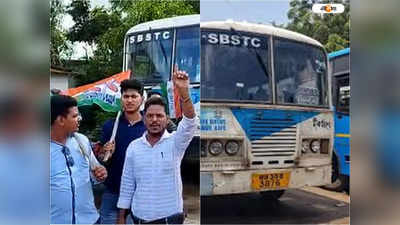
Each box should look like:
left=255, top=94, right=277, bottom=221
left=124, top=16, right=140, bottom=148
left=159, top=40, right=168, bottom=64
left=230, top=27, right=269, bottom=79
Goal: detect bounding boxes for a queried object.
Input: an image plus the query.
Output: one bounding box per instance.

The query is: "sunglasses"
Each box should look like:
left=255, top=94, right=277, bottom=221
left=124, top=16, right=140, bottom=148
left=61, top=146, right=75, bottom=168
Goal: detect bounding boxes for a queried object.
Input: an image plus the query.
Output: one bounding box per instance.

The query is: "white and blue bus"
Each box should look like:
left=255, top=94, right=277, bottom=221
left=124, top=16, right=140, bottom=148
left=122, top=15, right=200, bottom=161
left=200, top=21, right=334, bottom=198
left=324, top=48, right=350, bottom=192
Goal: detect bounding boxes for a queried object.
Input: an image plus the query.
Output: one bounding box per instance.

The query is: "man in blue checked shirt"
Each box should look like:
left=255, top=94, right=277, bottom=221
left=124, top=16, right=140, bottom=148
left=50, top=95, right=107, bottom=224
left=117, top=66, right=196, bottom=224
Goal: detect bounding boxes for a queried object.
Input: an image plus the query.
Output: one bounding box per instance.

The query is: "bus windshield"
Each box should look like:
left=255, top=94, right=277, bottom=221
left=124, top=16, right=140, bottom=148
left=274, top=39, right=328, bottom=107
left=201, top=30, right=271, bottom=102
left=128, top=29, right=173, bottom=84
left=127, top=26, right=200, bottom=84
left=175, top=26, right=200, bottom=83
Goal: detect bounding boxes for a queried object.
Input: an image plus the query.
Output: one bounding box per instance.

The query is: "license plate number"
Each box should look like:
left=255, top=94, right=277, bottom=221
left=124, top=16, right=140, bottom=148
left=251, top=172, right=291, bottom=190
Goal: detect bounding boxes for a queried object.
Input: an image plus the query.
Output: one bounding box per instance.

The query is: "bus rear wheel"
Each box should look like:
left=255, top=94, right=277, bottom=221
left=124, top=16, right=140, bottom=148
left=260, top=190, right=285, bottom=200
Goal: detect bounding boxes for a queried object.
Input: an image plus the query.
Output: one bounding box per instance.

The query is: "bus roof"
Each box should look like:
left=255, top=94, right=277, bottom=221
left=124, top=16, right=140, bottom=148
left=201, top=20, right=323, bottom=48
left=126, top=14, right=199, bottom=35
left=328, top=48, right=350, bottom=59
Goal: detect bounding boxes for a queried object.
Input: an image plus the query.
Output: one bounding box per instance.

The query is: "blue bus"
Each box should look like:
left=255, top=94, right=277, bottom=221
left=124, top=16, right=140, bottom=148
left=324, top=48, right=350, bottom=192
left=200, top=21, right=334, bottom=199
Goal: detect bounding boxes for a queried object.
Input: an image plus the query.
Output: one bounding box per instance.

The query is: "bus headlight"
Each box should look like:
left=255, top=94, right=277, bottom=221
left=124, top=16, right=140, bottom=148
left=209, top=140, right=223, bottom=156
left=302, top=140, right=310, bottom=153
left=225, top=141, right=239, bottom=155
left=310, top=140, right=321, bottom=153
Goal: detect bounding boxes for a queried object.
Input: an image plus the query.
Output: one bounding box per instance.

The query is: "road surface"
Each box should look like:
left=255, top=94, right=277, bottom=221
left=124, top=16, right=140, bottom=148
left=201, top=187, right=349, bottom=224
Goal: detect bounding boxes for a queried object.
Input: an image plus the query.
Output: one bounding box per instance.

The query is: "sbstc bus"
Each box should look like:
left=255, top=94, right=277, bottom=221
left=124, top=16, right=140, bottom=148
left=122, top=15, right=200, bottom=161
left=324, top=48, right=350, bottom=192
left=200, top=20, right=334, bottom=199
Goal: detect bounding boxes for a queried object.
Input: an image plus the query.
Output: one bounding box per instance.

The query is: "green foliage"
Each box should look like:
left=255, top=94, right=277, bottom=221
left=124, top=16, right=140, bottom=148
left=67, top=0, right=91, bottom=43
left=50, top=0, right=72, bottom=66
left=325, top=33, right=348, bottom=52
left=286, top=0, right=350, bottom=52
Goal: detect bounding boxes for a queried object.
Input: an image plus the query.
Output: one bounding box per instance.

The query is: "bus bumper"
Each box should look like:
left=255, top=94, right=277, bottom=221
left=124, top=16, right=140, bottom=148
left=200, top=166, right=331, bottom=196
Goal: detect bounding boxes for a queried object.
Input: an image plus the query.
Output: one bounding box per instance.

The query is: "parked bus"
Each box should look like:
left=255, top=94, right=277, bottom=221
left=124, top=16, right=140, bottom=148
left=200, top=21, right=334, bottom=199
left=122, top=15, right=200, bottom=161
left=324, top=48, right=350, bottom=192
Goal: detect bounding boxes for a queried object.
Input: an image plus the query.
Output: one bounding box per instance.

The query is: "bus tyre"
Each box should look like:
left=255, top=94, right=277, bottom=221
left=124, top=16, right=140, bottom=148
left=324, top=175, right=348, bottom=192
left=323, top=153, right=347, bottom=192
left=260, top=190, right=285, bottom=200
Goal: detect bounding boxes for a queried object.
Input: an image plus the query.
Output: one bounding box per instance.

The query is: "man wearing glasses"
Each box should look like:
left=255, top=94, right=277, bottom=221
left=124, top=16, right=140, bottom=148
left=50, top=95, right=107, bottom=224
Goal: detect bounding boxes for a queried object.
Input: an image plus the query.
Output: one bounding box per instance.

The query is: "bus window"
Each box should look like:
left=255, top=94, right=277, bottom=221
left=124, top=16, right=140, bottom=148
left=274, top=39, right=328, bottom=107
left=175, top=26, right=200, bottom=83
left=336, top=76, right=350, bottom=114
left=128, top=30, right=173, bottom=84
left=201, top=30, right=271, bottom=102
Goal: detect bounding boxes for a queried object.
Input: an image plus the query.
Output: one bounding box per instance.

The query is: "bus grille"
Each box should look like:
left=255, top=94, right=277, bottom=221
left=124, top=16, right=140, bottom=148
left=249, top=118, right=297, bottom=158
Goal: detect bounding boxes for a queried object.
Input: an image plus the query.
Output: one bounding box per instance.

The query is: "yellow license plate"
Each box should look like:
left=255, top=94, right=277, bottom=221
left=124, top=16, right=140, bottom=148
left=251, top=172, right=291, bottom=190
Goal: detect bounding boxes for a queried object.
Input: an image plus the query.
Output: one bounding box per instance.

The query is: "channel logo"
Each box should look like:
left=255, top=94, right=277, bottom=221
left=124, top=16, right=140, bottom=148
left=312, top=4, right=344, bottom=14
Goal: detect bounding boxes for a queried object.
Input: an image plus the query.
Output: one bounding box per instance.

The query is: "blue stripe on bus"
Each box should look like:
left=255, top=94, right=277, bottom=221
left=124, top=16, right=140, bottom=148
left=231, top=108, right=318, bottom=140
left=328, top=48, right=350, bottom=59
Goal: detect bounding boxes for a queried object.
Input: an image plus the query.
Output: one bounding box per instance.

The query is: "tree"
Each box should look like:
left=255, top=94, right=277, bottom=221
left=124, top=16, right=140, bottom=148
left=286, top=0, right=350, bottom=52
left=50, top=0, right=72, bottom=66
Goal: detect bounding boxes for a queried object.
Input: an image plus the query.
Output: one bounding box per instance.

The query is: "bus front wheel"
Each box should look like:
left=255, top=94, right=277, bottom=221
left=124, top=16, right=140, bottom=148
left=260, top=190, right=285, bottom=200
left=323, top=153, right=348, bottom=192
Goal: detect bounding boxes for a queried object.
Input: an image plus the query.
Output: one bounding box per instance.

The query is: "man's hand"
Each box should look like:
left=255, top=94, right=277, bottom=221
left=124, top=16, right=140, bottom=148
left=173, top=64, right=190, bottom=99
left=92, top=141, right=103, bottom=158
left=92, top=165, right=107, bottom=182
left=116, top=215, right=126, bottom=225
left=172, top=65, right=195, bottom=119
left=103, top=140, right=115, bottom=154
left=117, top=209, right=128, bottom=224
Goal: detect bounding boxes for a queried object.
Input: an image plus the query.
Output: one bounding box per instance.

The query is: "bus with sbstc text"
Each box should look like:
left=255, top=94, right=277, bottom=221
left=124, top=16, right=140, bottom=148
left=324, top=48, right=350, bottom=192
left=122, top=15, right=200, bottom=161
left=200, top=20, right=334, bottom=199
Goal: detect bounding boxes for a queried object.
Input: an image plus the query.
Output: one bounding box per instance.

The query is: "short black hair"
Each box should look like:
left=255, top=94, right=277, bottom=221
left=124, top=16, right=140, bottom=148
left=120, top=79, right=144, bottom=96
left=51, top=95, right=77, bottom=125
left=50, top=88, right=62, bottom=95
left=144, top=97, right=166, bottom=114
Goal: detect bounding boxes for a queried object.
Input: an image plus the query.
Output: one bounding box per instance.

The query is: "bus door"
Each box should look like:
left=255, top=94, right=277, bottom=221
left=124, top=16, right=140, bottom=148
left=334, top=74, right=350, bottom=176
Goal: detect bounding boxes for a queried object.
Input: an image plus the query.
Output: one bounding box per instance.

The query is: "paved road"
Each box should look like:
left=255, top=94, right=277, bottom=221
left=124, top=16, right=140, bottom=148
left=201, top=187, right=350, bottom=224
left=182, top=162, right=200, bottom=224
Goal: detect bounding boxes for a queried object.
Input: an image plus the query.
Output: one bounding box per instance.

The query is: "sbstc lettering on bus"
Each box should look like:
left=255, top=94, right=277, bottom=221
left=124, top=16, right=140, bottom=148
left=129, top=31, right=171, bottom=44
left=204, top=33, right=261, bottom=48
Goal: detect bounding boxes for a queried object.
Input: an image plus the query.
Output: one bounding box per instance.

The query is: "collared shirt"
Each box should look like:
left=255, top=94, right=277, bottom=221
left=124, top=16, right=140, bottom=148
left=117, top=115, right=196, bottom=221
left=50, top=133, right=99, bottom=224
left=101, top=113, right=146, bottom=194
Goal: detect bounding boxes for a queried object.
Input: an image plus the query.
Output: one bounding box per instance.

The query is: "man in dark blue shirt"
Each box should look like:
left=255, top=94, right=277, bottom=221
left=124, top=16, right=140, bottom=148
left=98, top=79, right=146, bottom=224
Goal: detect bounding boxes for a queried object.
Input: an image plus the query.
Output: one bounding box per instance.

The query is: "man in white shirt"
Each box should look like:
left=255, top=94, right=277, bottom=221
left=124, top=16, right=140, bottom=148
left=116, top=66, right=196, bottom=224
